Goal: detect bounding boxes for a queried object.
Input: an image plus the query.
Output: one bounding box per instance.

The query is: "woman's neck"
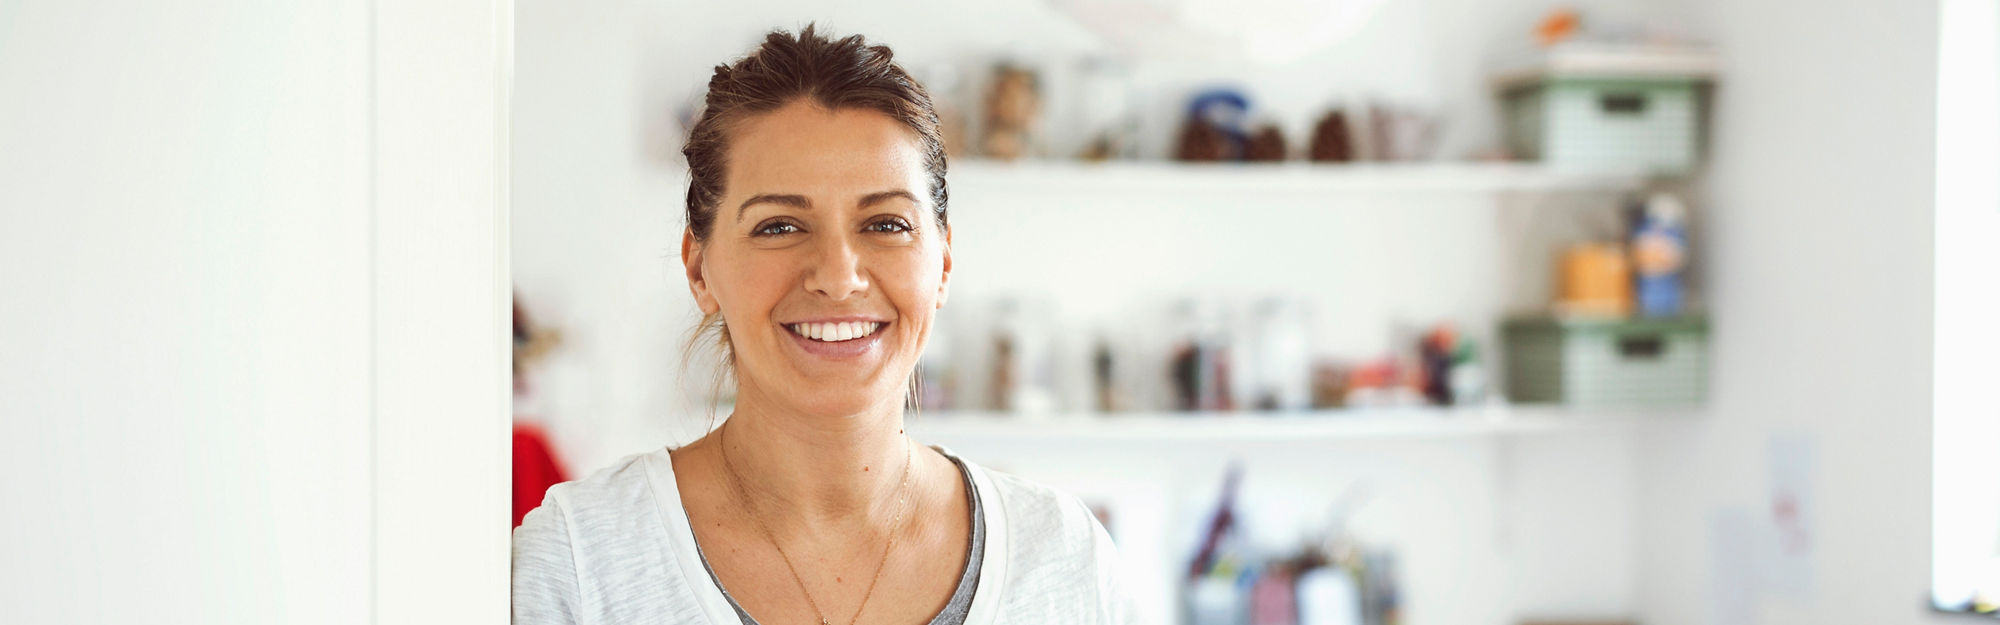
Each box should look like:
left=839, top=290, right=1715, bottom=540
left=714, top=384, right=913, bottom=530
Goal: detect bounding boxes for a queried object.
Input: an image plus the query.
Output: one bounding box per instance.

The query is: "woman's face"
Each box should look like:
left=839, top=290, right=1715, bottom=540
left=684, top=100, right=950, bottom=419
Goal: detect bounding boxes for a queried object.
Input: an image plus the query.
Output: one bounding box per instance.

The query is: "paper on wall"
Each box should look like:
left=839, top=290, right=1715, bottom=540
left=1765, top=433, right=1815, bottom=598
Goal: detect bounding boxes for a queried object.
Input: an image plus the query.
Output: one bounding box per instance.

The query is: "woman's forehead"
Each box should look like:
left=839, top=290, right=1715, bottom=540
left=722, top=102, right=927, bottom=206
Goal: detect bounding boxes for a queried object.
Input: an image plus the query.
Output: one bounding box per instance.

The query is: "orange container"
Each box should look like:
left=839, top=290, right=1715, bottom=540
left=1556, top=243, right=1633, bottom=317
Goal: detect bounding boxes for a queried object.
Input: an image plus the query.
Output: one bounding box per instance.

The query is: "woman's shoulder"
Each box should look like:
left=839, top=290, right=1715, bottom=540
left=950, top=455, right=1136, bottom=623
left=514, top=447, right=709, bottom=624
left=966, top=460, right=1104, bottom=543
left=515, top=447, right=675, bottom=551
left=945, top=453, right=1106, bottom=551
left=543, top=448, right=664, bottom=509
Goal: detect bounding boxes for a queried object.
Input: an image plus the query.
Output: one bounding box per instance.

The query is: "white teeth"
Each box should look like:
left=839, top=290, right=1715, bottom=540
left=789, top=321, right=882, bottom=342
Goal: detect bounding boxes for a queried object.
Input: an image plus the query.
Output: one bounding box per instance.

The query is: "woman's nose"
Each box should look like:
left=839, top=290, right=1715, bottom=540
left=805, top=233, right=868, bottom=300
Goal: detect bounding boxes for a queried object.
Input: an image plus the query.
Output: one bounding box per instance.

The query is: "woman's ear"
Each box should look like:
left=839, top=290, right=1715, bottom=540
left=936, top=225, right=952, bottom=308
left=682, top=228, right=720, bottom=315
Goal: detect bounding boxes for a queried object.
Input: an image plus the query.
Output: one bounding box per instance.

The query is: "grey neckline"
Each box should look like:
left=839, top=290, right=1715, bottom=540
left=690, top=454, right=986, bottom=625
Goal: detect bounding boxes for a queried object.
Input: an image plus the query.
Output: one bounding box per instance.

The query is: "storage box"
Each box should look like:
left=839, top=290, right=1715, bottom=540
left=1495, top=43, right=1716, bottom=174
left=1501, top=314, right=1707, bottom=407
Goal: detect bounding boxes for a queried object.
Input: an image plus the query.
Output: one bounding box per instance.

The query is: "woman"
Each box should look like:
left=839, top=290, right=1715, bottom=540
left=513, top=25, right=1132, bottom=625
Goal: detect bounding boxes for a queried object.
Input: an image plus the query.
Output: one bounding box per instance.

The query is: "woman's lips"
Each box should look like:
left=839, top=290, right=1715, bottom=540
left=783, top=320, right=888, bottom=360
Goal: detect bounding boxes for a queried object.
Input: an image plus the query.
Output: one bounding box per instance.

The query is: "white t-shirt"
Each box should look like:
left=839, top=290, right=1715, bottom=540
left=512, top=445, right=1135, bottom=624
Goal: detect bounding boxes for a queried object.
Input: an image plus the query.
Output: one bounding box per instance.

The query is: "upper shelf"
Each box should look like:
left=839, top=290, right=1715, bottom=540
left=946, top=160, right=1651, bottom=194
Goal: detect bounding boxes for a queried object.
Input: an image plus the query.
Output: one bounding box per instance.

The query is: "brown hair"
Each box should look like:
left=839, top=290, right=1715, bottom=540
left=681, top=23, right=949, bottom=241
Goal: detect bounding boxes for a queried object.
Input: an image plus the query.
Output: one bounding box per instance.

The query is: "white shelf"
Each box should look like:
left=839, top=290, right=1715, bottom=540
left=907, top=405, right=1693, bottom=443
left=947, top=160, right=1649, bottom=194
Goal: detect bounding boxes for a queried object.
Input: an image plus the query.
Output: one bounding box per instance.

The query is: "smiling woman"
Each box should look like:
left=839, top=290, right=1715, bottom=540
left=512, top=24, right=1134, bottom=625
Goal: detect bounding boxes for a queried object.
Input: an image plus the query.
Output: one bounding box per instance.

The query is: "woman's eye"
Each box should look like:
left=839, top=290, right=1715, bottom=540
left=754, top=221, right=800, bottom=236
left=866, top=219, right=912, bottom=234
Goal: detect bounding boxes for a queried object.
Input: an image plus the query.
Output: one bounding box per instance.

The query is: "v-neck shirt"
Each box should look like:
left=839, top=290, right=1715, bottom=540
left=512, top=444, right=1137, bottom=624
left=690, top=453, right=985, bottom=625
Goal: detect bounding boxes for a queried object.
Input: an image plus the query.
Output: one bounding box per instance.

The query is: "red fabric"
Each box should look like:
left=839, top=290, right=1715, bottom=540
left=513, top=422, right=569, bottom=528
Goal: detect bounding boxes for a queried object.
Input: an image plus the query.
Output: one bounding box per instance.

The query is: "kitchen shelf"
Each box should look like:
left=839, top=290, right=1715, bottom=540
left=906, top=404, right=1694, bottom=443
left=947, top=160, right=1650, bottom=194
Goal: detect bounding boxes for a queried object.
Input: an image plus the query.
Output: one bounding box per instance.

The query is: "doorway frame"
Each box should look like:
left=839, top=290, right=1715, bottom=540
left=370, top=1, right=514, bottom=622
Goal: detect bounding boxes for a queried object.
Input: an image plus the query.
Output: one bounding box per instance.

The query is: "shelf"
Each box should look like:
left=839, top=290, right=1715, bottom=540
left=907, top=405, right=1694, bottom=443
left=947, top=160, right=1650, bottom=194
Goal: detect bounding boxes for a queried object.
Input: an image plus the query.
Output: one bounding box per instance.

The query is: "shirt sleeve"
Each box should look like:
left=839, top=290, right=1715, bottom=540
left=1069, top=494, right=1140, bottom=625
left=513, top=492, right=582, bottom=625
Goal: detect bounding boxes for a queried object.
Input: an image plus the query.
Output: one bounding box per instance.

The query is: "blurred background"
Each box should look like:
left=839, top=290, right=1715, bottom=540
left=504, top=2, right=1994, bottom=625
left=0, top=0, right=1991, bottom=623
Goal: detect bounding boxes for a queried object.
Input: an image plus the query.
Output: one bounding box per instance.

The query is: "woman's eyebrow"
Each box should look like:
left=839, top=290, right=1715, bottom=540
left=737, top=193, right=811, bottom=219
left=856, top=190, right=918, bottom=209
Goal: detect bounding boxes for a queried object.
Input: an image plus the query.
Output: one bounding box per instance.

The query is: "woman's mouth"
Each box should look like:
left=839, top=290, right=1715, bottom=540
left=782, top=320, right=888, bottom=360
left=786, top=321, right=884, bottom=342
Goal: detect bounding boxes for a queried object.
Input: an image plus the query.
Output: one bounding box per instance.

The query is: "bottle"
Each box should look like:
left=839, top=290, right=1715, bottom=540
left=1296, top=565, right=1364, bottom=625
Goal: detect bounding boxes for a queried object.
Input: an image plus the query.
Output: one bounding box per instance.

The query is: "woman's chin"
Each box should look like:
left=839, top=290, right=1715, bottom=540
left=788, top=390, right=901, bottom=420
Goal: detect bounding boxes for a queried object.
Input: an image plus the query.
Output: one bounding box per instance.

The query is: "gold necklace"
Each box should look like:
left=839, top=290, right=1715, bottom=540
left=719, top=422, right=917, bottom=625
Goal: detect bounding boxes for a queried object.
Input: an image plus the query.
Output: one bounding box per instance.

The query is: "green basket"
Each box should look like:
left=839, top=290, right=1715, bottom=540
left=1502, top=315, right=1708, bottom=407
left=1503, top=78, right=1703, bottom=175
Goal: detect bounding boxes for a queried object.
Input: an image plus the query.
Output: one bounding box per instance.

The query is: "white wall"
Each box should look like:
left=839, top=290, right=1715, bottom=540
left=0, top=2, right=512, bottom=622
left=0, top=2, right=374, bottom=622
left=1636, top=1, right=1951, bottom=623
